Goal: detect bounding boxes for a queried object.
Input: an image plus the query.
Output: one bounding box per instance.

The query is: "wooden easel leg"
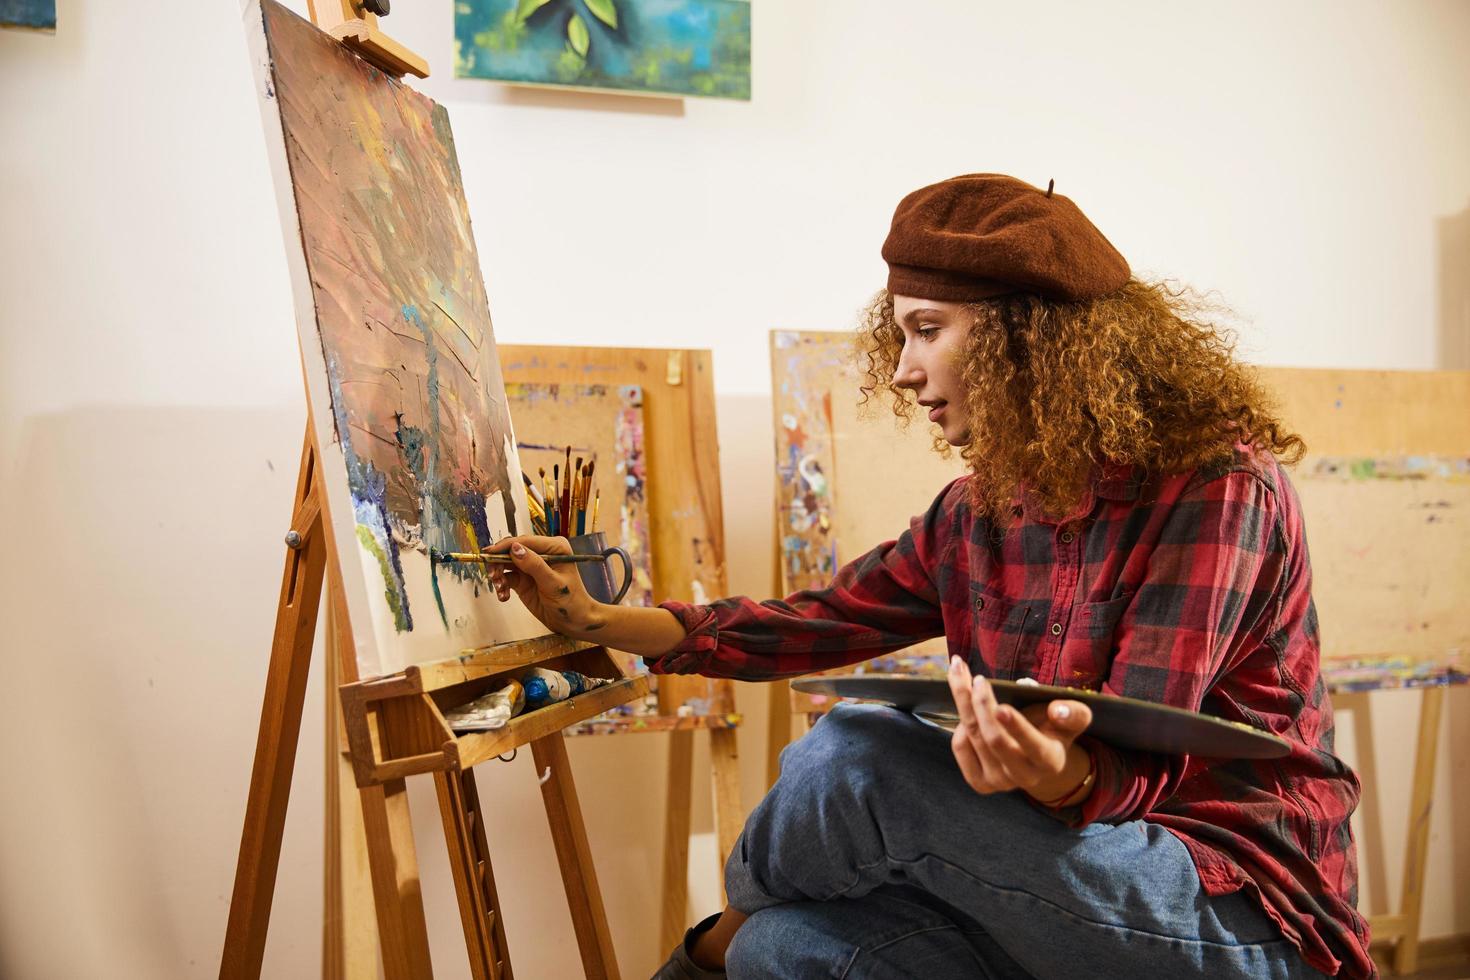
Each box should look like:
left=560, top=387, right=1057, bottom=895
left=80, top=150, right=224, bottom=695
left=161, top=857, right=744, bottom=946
left=659, top=730, right=695, bottom=956
left=766, top=518, right=793, bottom=792
left=1339, top=692, right=1389, bottom=917
left=531, top=731, right=620, bottom=980
left=359, top=776, right=436, bottom=979
left=435, top=768, right=512, bottom=980
left=221, top=436, right=327, bottom=980
left=709, top=728, right=742, bottom=900
left=324, top=598, right=379, bottom=980
left=1391, top=685, right=1445, bottom=976
left=325, top=742, right=343, bottom=980
left=325, top=743, right=380, bottom=979
left=765, top=680, right=791, bottom=791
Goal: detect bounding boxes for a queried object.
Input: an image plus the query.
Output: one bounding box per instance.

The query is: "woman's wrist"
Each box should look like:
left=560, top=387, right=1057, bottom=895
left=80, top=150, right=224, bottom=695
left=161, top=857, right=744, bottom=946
left=569, top=603, right=687, bottom=658
left=1028, top=741, right=1094, bottom=808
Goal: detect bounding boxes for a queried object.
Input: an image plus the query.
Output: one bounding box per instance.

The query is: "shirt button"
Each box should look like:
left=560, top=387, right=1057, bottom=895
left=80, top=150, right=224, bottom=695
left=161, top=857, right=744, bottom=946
left=974, top=596, right=985, bottom=610
left=1061, top=530, right=1076, bottom=543
left=1050, top=623, right=1063, bottom=636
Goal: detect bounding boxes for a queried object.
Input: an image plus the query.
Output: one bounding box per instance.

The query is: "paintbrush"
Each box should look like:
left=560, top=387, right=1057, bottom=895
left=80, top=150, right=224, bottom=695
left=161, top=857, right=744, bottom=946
left=579, top=459, right=596, bottom=534
left=541, top=467, right=554, bottom=533
left=431, top=550, right=605, bottom=565
left=521, top=470, right=544, bottom=508
left=525, top=494, right=547, bottom=532
left=571, top=456, right=583, bottom=533
left=562, top=446, right=572, bottom=531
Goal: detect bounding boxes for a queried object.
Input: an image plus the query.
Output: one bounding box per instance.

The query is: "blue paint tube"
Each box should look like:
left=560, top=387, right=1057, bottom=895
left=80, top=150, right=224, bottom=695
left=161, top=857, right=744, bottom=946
left=520, top=667, right=613, bottom=709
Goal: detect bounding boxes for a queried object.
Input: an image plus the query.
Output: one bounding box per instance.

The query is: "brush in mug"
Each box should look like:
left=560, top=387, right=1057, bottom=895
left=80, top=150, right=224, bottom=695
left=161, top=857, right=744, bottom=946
left=549, top=447, right=601, bottom=536
left=512, top=448, right=601, bottom=538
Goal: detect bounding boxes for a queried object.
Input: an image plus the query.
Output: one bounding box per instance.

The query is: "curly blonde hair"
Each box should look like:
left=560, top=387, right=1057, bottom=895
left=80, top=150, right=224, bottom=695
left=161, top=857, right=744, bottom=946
left=856, top=281, right=1306, bottom=522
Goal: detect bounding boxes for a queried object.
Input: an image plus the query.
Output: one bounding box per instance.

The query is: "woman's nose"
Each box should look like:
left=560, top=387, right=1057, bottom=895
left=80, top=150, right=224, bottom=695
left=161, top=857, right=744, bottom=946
left=892, top=348, right=924, bottom=388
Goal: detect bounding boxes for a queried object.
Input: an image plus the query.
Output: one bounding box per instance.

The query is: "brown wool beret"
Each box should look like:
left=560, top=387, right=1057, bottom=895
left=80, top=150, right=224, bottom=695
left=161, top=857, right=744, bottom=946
left=882, top=174, right=1131, bottom=303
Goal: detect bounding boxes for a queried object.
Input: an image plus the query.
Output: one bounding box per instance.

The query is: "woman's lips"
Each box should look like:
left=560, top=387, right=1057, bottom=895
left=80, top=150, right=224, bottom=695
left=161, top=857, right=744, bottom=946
left=927, top=402, right=946, bottom=423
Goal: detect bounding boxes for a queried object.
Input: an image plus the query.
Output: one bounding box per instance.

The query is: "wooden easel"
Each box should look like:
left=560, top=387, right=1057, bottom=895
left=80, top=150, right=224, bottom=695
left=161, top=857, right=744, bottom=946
left=1262, top=368, right=1470, bottom=975
left=764, top=329, right=959, bottom=772
left=500, top=345, right=743, bottom=958
left=223, top=9, right=649, bottom=978
left=222, top=428, right=650, bottom=978
left=305, top=0, right=428, bottom=78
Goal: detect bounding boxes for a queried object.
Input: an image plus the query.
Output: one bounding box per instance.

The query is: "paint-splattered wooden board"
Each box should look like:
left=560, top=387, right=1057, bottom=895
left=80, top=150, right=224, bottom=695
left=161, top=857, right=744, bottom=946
left=506, top=383, right=657, bottom=607
left=1263, top=369, right=1470, bottom=689
left=250, top=0, right=546, bottom=680
left=501, top=346, right=739, bottom=727
left=771, top=331, right=1469, bottom=695
left=504, top=382, right=700, bottom=731
left=770, top=330, right=962, bottom=698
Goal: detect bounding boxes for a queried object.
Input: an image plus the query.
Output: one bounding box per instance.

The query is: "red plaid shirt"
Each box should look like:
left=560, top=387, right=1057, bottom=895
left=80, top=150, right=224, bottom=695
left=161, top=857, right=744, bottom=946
left=654, top=450, right=1372, bottom=978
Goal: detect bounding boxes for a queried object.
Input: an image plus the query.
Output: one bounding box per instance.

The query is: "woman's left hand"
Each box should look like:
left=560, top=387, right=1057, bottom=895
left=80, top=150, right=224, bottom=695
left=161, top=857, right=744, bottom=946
left=946, top=656, right=1093, bottom=802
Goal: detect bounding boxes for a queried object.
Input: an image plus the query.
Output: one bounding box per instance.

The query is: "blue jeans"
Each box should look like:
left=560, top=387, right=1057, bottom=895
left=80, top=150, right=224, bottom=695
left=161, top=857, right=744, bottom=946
left=723, top=703, right=1324, bottom=979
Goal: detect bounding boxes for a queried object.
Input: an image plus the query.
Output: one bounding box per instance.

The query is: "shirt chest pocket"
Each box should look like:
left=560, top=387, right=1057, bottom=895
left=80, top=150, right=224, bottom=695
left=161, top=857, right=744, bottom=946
left=1055, top=594, right=1132, bottom=690
left=969, top=586, right=1049, bottom=681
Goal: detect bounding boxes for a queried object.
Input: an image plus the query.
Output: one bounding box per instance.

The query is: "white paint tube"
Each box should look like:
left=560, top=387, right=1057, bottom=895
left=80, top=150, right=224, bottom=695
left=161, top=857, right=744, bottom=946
left=444, top=679, right=526, bottom=732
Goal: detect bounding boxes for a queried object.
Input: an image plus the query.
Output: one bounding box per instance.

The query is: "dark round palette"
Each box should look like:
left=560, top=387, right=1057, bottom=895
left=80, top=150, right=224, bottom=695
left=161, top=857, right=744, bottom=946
left=791, top=674, right=1291, bottom=760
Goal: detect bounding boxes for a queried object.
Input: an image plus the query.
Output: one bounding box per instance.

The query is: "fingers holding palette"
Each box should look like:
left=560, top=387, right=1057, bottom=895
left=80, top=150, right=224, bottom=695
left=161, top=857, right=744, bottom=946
left=791, top=674, right=1291, bottom=760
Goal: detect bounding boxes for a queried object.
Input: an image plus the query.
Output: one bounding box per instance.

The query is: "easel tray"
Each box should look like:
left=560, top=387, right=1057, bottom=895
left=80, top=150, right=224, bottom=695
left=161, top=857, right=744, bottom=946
left=339, top=633, right=651, bottom=785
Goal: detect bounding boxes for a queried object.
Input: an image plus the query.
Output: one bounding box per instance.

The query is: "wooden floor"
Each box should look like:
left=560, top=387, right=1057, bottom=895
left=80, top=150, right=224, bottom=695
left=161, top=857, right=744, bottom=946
left=1374, top=935, right=1470, bottom=980
left=1396, top=966, right=1468, bottom=980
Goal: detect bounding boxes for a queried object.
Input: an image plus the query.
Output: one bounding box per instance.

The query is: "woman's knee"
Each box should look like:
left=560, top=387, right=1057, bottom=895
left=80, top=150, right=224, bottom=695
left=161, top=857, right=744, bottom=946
left=723, top=906, right=797, bottom=978
left=725, top=891, right=1003, bottom=980
left=724, top=905, right=847, bottom=979
left=780, top=703, right=915, bottom=778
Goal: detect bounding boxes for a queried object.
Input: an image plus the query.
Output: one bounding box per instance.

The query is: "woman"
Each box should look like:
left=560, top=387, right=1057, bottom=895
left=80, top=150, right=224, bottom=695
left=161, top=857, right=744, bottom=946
left=488, top=174, right=1372, bottom=979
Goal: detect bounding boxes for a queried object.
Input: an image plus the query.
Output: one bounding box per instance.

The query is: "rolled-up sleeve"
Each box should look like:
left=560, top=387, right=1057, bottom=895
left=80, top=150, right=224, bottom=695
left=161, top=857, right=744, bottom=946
left=649, top=481, right=962, bottom=680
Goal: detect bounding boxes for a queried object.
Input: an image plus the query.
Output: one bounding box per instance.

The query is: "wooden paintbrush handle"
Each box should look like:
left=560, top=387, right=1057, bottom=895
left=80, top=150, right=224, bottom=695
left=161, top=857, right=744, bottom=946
left=432, top=551, right=604, bottom=565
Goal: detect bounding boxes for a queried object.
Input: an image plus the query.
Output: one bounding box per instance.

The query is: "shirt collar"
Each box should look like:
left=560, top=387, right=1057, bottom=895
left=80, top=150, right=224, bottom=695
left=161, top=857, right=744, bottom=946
left=1013, top=461, right=1142, bottom=524
left=1095, top=461, right=1143, bottom=501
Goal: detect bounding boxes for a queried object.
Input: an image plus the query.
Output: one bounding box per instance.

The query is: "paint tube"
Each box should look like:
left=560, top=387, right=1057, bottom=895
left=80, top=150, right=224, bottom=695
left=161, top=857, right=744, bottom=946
left=520, top=667, right=613, bottom=709
left=444, top=679, right=526, bottom=733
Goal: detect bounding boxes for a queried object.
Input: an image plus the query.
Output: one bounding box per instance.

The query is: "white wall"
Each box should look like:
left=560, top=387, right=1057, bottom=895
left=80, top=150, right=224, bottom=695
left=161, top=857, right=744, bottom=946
left=2, top=0, right=1468, bottom=977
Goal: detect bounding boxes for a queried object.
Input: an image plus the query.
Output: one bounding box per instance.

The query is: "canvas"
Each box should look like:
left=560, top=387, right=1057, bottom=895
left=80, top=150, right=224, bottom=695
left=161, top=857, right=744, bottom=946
left=454, top=0, right=750, bottom=100
left=251, top=0, right=545, bottom=679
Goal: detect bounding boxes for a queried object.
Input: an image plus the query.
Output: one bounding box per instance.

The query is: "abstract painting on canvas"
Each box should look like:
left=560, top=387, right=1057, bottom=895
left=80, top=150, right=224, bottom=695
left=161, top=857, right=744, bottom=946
left=250, top=0, right=544, bottom=678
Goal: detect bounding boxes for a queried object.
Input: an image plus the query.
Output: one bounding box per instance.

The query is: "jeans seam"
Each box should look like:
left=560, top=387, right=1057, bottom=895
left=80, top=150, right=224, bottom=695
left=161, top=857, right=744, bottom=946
left=815, top=852, right=892, bottom=902
left=896, top=855, right=1289, bottom=951
left=836, top=924, right=965, bottom=980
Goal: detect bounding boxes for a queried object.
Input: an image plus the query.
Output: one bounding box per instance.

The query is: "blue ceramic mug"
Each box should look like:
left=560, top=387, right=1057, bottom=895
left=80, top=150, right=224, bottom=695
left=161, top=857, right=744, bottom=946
left=567, top=531, right=633, bottom=605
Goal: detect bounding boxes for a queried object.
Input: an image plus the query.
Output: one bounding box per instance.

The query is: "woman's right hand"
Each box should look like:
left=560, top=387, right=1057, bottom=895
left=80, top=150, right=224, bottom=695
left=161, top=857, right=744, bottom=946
left=484, top=535, right=607, bottom=638
left=484, top=535, right=691, bottom=658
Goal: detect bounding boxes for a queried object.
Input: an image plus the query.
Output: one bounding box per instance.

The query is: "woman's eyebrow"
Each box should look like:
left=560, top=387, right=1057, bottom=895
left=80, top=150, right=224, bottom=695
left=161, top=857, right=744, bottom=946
left=900, top=308, right=945, bottom=325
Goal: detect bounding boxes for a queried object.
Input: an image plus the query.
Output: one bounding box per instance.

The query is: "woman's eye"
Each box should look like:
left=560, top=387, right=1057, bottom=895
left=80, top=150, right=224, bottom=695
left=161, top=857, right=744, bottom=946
left=916, top=326, right=939, bottom=341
